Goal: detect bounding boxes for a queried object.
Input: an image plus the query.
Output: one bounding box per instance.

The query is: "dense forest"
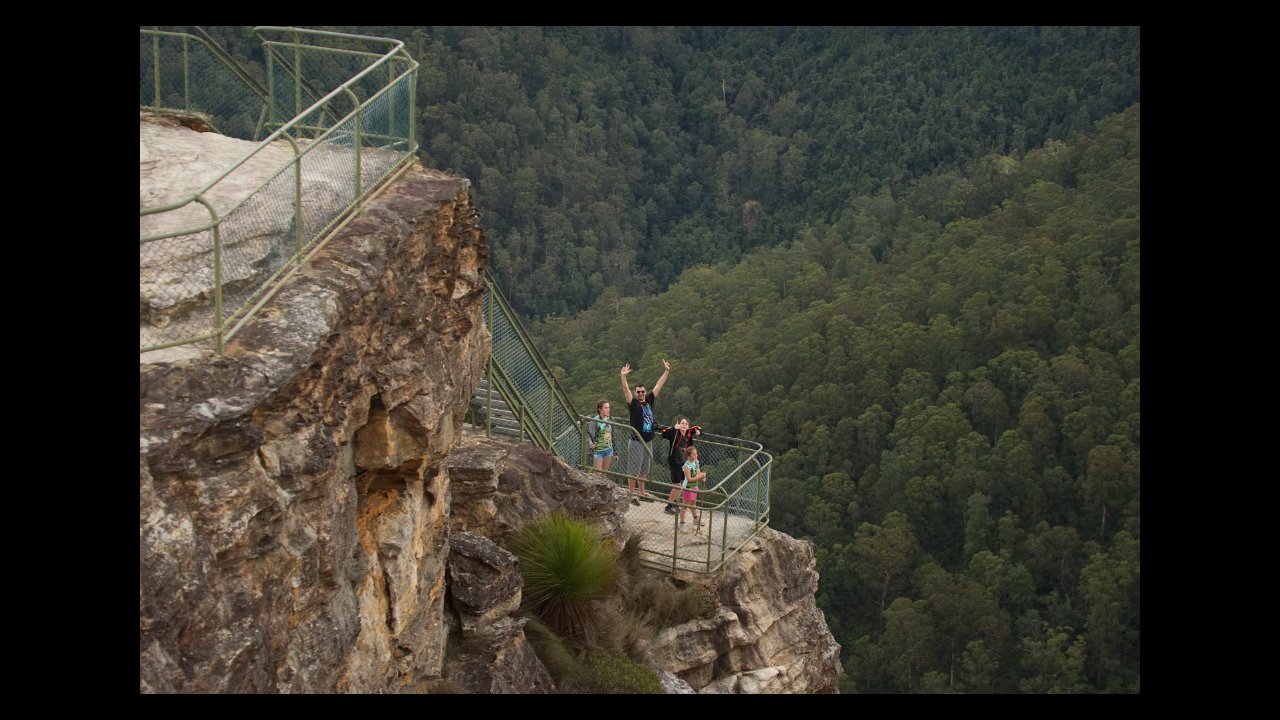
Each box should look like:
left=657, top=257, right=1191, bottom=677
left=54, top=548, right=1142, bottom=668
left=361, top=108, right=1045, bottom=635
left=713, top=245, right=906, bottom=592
left=187, top=26, right=1140, bottom=693
left=537, top=105, right=1140, bottom=692
left=196, top=26, right=1138, bottom=318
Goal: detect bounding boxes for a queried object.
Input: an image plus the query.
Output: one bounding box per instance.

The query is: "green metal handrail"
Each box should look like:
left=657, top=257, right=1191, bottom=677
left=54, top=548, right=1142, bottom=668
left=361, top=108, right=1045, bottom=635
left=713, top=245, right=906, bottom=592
left=484, top=269, right=578, bottom=422
left=140, top=27, right=419, bottom=354
left=473, top=272, right=773, bottom=575
left=141, top=28, right=268, bottom=140
left=570, top=415, right=772, bottom=574
left=481, top=270, right=580, bottom=453
left=486, top=355, right=554, bottom=449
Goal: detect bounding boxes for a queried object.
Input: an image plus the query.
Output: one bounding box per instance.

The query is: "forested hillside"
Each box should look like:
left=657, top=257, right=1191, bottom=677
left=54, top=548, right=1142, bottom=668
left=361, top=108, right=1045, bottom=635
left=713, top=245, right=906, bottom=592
left=183, top=26, right=1140, bottom=693
left=197, top=26, right=1139, bottom=319
left=536, top=104, right=1140, bottom=693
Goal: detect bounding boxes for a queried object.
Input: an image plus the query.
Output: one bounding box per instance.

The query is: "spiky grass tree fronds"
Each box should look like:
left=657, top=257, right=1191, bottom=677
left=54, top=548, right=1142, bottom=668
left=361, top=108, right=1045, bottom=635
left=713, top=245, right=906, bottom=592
left=511, top=513, right=619, bottom=646
left=521, top=614, right=578, bottom=685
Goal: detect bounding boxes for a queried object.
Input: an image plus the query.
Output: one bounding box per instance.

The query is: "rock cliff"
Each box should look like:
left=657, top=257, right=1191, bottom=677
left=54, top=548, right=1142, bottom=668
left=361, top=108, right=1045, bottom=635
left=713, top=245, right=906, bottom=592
left=139, top=150, right=840, bottom=693
left=140, top=159, right=488, bottom=693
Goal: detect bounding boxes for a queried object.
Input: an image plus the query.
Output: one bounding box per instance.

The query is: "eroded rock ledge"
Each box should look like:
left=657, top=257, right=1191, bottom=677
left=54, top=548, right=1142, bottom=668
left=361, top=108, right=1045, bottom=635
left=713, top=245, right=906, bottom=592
left=140, top=161, right=489, bottom=693
left=139, top=157, right=840, bottom=694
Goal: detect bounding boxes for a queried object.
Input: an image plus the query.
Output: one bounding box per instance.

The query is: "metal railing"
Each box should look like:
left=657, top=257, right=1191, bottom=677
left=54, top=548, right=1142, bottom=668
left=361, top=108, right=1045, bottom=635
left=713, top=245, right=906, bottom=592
left=477, top=270, right=582, bottom=460
left=140, top=27, right=419, bottom=353
left=472, top=271, right=773, bottom=575
left=573, top=416, right=772, bottom=575
left=139, top=28, right=270, bottom=140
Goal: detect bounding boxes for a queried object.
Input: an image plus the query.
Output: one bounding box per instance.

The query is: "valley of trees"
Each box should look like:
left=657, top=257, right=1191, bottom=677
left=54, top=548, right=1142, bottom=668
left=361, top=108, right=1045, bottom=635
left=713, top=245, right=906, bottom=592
left=188, top=26, right=1140, bottom=693
left=538, top=103, right=1140, bottom=693
left=196, top=26, right=1138, bottom=317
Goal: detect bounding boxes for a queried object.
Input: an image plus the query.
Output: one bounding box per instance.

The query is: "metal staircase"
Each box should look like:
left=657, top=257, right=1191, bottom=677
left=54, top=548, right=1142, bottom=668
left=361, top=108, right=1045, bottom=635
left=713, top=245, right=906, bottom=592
left=471, top=270, right=774, bottom=575
left=469, top=376, right=523, bottom=441
left=468, top=270, right=582, bottom=460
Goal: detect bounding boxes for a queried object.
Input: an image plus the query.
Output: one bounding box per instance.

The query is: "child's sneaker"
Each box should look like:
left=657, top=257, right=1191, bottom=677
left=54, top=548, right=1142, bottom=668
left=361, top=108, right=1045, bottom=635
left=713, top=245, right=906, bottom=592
left=664, top=505, right=676, bottom=515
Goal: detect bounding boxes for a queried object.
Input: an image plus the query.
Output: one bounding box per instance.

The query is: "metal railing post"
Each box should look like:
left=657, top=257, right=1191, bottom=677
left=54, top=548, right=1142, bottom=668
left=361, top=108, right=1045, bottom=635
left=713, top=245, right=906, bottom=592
left=747, top=466, right=757, bottom=520
left=388, top=61, right=395, bottom=142
left=182, top=35, right=190, bottom=112
left=486, top=295, right=494, bottom=437
left=704, top=502, right=713, bottom=572
left=293, top=31, right=302, bottom=124
left=721, top=499, right=729, bottom=566
left=294, top=143, right=303, bottom=263
left=266, top=44, right=275, bottom=128
left=212, top=219, right=223, bottom=353
left=355, top=106, right=363, bottom=196
left=408, top=69, right=417, bottom=152
left=152, top=30, right=161, bottom=109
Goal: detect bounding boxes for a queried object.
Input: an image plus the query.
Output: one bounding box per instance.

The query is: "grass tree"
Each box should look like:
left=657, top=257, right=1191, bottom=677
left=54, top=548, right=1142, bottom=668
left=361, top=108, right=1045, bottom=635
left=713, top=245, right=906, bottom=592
left=511, top=513, right=619, bottom=646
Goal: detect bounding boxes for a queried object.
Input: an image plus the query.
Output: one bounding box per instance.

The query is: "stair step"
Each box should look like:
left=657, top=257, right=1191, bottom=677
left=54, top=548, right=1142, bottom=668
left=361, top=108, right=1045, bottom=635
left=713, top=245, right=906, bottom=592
left=468, top=373, right=553, bottom=445
left=472, top=396, right=512, bottom=411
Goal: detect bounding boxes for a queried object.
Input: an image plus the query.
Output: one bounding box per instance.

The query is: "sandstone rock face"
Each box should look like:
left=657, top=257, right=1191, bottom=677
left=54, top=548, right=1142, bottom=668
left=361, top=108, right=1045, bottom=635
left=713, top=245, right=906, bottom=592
left=658, top=670, right=698, bottom=694
left=649, top=529, right=843, bottom=694
left=444, top=532, right=555, bottom=694
left=442, top=434, right=841, bottom=694
left=139, top=138, right=841, bottom=696
left=445, top=431, right=629, bottom=547
left=139, top=161, right=488, bottom=694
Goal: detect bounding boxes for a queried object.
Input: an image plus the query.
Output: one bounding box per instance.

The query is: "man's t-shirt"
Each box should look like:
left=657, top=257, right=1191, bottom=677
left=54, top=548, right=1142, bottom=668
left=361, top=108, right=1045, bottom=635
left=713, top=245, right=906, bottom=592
left=628, top=395, right=656, bottom=442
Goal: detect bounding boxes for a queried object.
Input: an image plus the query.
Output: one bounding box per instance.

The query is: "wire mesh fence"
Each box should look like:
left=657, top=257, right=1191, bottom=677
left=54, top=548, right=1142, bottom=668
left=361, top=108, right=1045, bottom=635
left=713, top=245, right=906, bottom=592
left=140, top=29, right=267, bottom=140
left=480, top=287, right=581, bottom=462
left=571, top=417, right=772, bottom=574
left=140, top=27, right=418, bottom=353
left=472, top=270, right=773, bottom=575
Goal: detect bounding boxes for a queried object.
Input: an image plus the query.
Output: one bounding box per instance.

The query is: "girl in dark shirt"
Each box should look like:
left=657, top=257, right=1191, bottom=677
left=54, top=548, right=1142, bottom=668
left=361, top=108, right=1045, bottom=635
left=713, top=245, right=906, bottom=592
left=660, top=417, right=701, bottom=514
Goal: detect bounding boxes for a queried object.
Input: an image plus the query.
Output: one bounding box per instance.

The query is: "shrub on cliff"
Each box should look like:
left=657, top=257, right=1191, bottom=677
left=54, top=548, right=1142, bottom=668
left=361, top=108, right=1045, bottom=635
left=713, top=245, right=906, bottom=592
left=511, top=513, right=619, bottom=645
